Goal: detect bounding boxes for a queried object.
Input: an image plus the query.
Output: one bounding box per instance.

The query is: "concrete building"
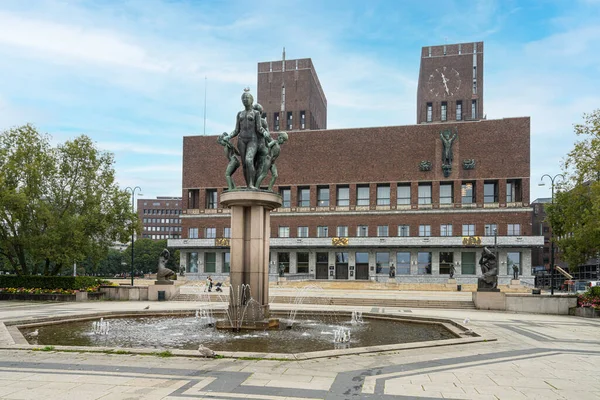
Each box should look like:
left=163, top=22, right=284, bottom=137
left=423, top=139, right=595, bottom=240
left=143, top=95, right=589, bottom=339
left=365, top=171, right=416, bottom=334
left=169, top=42, right=543, bottom=285
left=138, top=197, right=183, bottom=240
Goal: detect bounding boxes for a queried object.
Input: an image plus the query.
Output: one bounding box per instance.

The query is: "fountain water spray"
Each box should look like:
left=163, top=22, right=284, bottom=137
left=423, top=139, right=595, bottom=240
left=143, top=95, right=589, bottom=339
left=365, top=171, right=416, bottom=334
left=350, top=311, right=363, bottom=325
left=92, top=318, right=110, bottom=335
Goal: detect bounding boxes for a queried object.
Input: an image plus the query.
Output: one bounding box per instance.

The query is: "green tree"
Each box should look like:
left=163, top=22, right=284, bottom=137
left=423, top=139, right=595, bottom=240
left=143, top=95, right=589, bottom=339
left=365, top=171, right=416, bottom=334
left=546, top=109, right=600, bottom=269
left=0, top=125, right=138, bottom=275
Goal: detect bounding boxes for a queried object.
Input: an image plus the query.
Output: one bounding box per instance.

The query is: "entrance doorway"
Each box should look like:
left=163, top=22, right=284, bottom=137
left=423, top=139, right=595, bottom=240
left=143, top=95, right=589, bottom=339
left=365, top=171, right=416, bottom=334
left=355, top=252, right=369, bottom=280
left=335, top=252, right=349, bottom=280
left=316, top=252, right=328, bottom=280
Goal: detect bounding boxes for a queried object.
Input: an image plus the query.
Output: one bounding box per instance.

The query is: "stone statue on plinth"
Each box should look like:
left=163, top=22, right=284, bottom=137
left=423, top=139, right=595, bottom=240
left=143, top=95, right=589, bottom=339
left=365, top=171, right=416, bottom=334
left=477, top=247, right=498, bottom=290
left=156, top=249, right=175, bottom=282
left=449, top=264, right=455, bottom=279
left=278, top=263, right=285, bottom=277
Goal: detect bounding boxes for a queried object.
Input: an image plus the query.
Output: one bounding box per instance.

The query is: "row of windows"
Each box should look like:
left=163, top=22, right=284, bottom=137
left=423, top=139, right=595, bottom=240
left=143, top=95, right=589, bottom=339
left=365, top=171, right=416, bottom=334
left=426, top=100, right=477, bottom=122
left=142, top=234, right=181, bottom=239
left=277, top=250, right=522, bottom=276
left=279, top=180, right=522, bottom=208
left=142, top=209, right=182, bottom=215
left=276, top=223, right=521, bottom=238
left=188, top=227, right=231, bottom=239
left=145, top=226, right=183, bottom=232
left=273, top=110, right=307, bottom=131
left=190, top=180, right=523, bottom=210
left=142, top=218, right=182, bottom=224
left=187, top=252, right=230, bottom=273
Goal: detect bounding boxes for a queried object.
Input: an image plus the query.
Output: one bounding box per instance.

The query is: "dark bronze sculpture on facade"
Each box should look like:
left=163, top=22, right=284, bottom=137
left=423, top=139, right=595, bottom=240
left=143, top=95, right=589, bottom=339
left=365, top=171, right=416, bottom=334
left=440, top=127, right=458, bottom=177
left=222, top=89, right=287, bottom=191
left=477, top=247, right=498, bottom=290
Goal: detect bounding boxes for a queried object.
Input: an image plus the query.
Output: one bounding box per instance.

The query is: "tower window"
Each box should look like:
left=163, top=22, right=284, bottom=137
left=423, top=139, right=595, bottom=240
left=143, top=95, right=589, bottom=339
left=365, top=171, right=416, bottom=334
left=471, top=100, right=477, bottom=119
left=456, top=101, right=462, bottom=121
left=300, top=111, right=306, bottom=129
left=441, top=102, right=447, bottom=121
left=287, top=111, right=293, bottom=130
left=426, top=103, right=433, bottom=122
left=274, top=112, right=280, bottom=131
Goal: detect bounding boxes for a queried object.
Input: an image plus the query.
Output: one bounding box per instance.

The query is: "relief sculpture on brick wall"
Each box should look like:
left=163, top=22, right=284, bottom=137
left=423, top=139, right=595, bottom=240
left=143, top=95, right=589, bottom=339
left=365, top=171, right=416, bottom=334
left=440, top=127, right=458, bottom=178
left=219, top=88, right=288, bottom=191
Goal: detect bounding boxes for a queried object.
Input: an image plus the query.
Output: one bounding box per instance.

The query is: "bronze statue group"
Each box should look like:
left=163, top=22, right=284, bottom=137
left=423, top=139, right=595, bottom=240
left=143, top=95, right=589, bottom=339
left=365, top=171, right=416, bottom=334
left=218, top=88, right=288, bottom=191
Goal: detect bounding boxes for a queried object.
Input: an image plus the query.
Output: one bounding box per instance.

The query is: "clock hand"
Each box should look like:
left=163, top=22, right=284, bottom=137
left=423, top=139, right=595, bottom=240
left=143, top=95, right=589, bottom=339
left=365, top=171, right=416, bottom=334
left=441, top=73, right=450, bottom=95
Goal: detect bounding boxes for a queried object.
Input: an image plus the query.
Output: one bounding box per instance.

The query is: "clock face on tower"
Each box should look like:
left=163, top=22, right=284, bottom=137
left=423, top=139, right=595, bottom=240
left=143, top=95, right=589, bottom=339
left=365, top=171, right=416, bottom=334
left=427, top=67, right=461, bottom=97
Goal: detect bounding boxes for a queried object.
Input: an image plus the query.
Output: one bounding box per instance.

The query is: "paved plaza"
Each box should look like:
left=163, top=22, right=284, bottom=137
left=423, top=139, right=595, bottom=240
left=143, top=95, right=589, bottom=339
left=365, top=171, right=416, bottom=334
left=0, top=289, right=598, bottom=399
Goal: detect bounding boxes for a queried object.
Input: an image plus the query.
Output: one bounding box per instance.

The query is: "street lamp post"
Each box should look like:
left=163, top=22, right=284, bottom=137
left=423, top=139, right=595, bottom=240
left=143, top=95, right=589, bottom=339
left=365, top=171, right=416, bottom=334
left=539, top=174, right=565, bottom=295
left=125, top=186, right=142, bottom=286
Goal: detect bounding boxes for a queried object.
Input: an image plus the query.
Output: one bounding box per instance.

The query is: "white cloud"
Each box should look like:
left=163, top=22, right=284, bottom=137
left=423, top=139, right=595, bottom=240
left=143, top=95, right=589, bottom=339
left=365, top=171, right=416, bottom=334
left=97, top=141, right=181, bottom=157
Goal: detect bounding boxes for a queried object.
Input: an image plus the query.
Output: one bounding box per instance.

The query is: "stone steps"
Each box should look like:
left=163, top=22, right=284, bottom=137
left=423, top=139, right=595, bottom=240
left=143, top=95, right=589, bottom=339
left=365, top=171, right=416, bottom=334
left=170, top=294, right=476, bottom=309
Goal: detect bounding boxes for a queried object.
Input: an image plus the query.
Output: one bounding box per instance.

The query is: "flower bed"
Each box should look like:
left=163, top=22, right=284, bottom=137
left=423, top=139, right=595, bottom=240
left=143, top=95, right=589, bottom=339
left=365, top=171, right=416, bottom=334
left=0, top=287, right=105, bottom=301
left=577, top=287, right=600, bottom=311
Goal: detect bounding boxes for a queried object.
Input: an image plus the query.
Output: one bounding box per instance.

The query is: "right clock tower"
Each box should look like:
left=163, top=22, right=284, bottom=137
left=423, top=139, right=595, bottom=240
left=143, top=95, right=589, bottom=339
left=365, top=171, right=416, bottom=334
left=416, top=41, right=484, bottom=124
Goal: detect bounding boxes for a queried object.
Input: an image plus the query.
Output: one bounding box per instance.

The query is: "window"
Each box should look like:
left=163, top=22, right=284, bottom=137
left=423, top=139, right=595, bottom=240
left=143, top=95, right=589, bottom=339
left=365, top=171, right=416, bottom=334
left=280, top=188, right=291, bottom=207
left=188, top=228, right=198, bottom=239
left=484, top=224, right=497, bottom=236
left=188, top=189, right=199, bottom=209
left=287, top=111, right=293, bottom=130
left=278, top=226, right=290, bottom=238
left=300, top=111, right=306, bottom=129
left=278, top=252, right=290, bottom=273
left=419, top=225, right=431, bottom=237
left=376, top=252, right=389, bottom=275
left=223, top=252, right=230, bottom=273
left=417, top=252, right=432, bottom=274
left=357, top=225, right=368, bottom=237
left=441, top=102, right=447, bottom=121
left=356, top=252, right=368, bottom=265
left=506, top=179, right=522, bottom=203
left=297, top=226, right=309, bottom=238
left=398, top=225, right=410, bottom=237
left=439, top=252, right=454, bottom=275
left=357, top=186, right=370, bottom=206
left=297, top=252, right=309, bottom=273
left=206, top=189, right=217, bottom=209
left=462, top=224, right=476, bottom=236
left=440, top=224, right=453, bottom=236
left=317, top=186, right=329, bottom=207
left=337, top=226, right=348, bottom=237
left=376, top=185, right=390, bottom=206
left=205, top=227, right=216, bottom=239
left=274, top=112, right=280, bottom=131
left=440, top=183, right=453, bottom=204
left=377, top=225, right=389, bottom=237
left=507, top=224, right=521, bottom=236
left=484, top=181, right=498, bottom=203
left=418, top=183, right=432, bottom=205
left=297, top=187, right=310, bottom=207
left=461, top=182, right=475, bottom=204
left=396, top=252, right=411, bottom=275
left=223, top=227, right=231, bottom=238
left=187, top=252, right=198, bottom=273
left=456, top=100, right=462, bottom=121
left=471, top=99, right=477, bottom=119
left=462, top=252, right=476, bottom=275
left=317, top=226, right=329, bottom=237
left=397, top=184, right=411, bottom=205
left=337, top=186, right=350, bottom=206
left=205, top=253, right=216, bottom=273
left=426, top=102, right=433, bottom=122
left=507, top=252, right=521, bottom=275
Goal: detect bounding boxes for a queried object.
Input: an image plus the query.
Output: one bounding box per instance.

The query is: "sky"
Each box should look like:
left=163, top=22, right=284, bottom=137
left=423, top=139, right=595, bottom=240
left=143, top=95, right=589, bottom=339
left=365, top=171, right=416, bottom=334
left=0, top=0, right=599, bottom=202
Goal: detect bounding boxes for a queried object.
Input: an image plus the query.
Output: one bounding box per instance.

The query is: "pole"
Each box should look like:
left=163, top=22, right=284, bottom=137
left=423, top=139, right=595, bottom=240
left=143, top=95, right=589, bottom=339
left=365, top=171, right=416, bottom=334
left=540, top=173, right=564, bottom=295
left=125, top=186, right=141, bottom=286
left=73, top=262, right=76, bottom=277
left=494, top=228, right=498, bottom=264
left=203, top=76, right=207, bottom=135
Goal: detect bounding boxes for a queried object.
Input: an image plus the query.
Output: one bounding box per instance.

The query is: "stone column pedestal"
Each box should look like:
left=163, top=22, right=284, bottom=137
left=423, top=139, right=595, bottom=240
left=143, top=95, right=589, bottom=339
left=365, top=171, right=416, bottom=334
left=220, top=190, right=282, bottom=329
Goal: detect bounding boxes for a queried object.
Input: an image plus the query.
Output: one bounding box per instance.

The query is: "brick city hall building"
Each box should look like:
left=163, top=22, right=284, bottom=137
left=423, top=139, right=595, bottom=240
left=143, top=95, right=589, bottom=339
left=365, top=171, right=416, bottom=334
left=169, top=42, right=543, bottom=285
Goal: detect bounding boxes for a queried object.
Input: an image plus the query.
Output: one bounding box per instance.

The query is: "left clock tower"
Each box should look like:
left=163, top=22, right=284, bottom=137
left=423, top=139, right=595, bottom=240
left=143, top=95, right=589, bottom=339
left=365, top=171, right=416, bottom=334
left=416, top=41, right=484, bottom=124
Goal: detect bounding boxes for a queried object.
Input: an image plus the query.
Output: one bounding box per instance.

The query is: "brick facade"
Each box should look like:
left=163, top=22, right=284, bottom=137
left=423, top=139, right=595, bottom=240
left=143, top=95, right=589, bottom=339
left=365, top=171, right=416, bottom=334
left=137, top=197, right=183, bottom=240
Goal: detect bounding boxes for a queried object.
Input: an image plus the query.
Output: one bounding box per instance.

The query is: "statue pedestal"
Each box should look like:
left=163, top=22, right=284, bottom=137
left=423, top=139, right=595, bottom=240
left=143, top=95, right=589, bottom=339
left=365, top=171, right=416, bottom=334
left=472, top=291, right=505, bottom=311
left=219, top=190, right=282, bottom=330
left=447, top=279, right=457, bottom=284
left=148, top=282, right=179, bottom=301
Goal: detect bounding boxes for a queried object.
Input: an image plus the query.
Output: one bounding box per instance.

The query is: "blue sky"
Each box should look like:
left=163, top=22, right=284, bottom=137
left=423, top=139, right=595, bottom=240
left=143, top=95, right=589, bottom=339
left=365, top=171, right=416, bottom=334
left=0, top=0, right=599, bottom=201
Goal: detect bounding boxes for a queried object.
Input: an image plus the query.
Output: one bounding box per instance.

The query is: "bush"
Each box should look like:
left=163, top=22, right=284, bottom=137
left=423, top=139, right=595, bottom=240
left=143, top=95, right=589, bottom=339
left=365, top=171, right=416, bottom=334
left=578, top=285, right=600, bottom=309
left=0, top=275, right=107, bottom=290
